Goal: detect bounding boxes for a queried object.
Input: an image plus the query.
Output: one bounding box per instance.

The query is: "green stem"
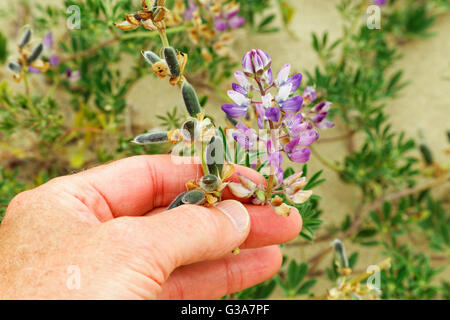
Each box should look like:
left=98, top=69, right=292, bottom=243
left=310, top=145, right=343, bottom=173
left=201, top=141, right=209, bottom=175
left=23, top=73, right=38, bottom=117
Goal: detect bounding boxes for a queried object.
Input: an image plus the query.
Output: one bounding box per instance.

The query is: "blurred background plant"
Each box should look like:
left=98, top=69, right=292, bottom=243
left=0, top=0, right=449, bottom=300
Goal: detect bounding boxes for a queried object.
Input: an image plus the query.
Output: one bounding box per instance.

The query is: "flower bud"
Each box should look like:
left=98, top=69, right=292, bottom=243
left=19, top=29, right=32, bottom=48
left=182, top=189, right=206, bottom=205
left=163, top=47, right=180, bottom=77
left=200, top=175, right=220, bottom=192
left=242, top=49, right=271, bottom=76
left=132, top=131, right=169, bottom=145
left=182, top=81, right=202, bottom=117
left=142, top=50, right=162, bottom=65
left=26, top=43, right=44, bottom=63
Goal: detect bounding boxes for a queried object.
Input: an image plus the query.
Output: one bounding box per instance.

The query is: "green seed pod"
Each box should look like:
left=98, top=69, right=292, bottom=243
left=200, top=175, right=220, bottom=193
left=19, top=29, right=32, bottom=48
left=206, top=136, right=224, bottom=178
left=142, top=50, right=162, bottom=66
left=168, top=192, right=187, bottom=210
left=182, top=81, right=202, bottom=117
left=332, top=239, right=349, bottom=269
left=7, top=61, right=22, bottom=73
left=182, top=190, right=206, bottom=205
left=26, top=43, right=43, bottom=63
left=132, top=131, right=169, bottom=145
left=163, top=47, right=180, bottom=77
left=420, top=144, right=433, bottom=165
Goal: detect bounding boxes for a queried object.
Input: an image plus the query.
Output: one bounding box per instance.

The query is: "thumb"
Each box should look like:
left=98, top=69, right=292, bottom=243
left=130, top=200, right=250, bottom=279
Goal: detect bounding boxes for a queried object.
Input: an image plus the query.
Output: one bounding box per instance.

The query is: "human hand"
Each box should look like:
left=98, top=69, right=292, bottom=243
left=0, top=155, right=302, bottom=299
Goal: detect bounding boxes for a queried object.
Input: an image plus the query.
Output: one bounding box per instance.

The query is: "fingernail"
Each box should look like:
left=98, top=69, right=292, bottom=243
left=214, top=200, right=250, bottom=233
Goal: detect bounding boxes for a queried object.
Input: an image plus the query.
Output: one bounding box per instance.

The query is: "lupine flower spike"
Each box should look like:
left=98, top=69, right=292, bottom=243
left=118, top=2, right=334, bottom=220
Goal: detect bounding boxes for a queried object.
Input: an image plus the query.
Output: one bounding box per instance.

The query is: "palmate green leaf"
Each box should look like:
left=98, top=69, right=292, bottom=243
left=296, top=279, right=317, bottom=296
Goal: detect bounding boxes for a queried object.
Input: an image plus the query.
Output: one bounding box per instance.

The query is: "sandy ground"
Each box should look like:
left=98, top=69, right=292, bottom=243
left=1, top=0, right=449, bottom=296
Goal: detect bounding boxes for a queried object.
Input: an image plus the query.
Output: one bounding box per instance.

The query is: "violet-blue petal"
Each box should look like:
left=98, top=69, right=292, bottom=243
left=28, top=66, right=41, bottom=74
left=289, top=148, right=311, bottom=163
left=298, top=129, right=319, bottom=146
left=222, top=104, right=248, bottom=119
left=215, top=19, right=228, bottom=32
left=286, top=73, right=302, bottom=93
left=265, top=107, right=281, bottom=122
left=284, top=137, right=300, bottom=154
left=228, top=15, right=245, bottom=29
left=280, top=96, right=303, bottom=114
left=255, top=103, right=265, bottom=129
left=303, top=86, right=317, bottom=102
left=316, top=119, right=335, bottom=129
left=232, top=83, right=248, bottom=96
left=43, top=32, right=54, bottom=48
left=49, top=55, right=60, bottom=66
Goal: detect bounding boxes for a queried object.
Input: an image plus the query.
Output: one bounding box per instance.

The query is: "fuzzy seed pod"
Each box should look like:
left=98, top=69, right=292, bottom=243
left=181, top=119, right=197, bottom=142
left=168, top=192, right=187, bottom=210
left=182, top=189, right=206, bottom=205
left=132, top=131, right=169, bottom=145
left=163, top=47, right=180, bottom=77
left=7, top=61, right=22, bottom=73
left=26, top=43, right=44, bottom=63
left=19, top=29, right=32, bottom=48
left=200, top=175, right=220, bottom=193
left=332, top=239, right=349, bottom=269
left=419, top=144, right=434, bottom=165
left=182, top=81, right=202, bottom=117
left=206, top=136, right=224, bottom=178
left=142, top=50, right=162, bottom=65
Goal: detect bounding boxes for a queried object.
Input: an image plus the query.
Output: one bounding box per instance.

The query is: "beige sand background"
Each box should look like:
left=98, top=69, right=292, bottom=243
left=1, top=0, right=449, bottom=296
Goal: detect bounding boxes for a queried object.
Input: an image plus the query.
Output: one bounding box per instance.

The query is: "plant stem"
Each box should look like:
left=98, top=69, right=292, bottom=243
left=310, top=145, right=343, bottom=172
left=60, top=26, right=186, bottom=62
left=23, top=73, right=38, bottom=116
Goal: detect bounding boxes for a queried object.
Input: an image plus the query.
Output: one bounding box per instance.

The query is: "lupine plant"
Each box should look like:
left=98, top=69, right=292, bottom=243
left=125, top=1, right=333, bottom=220
left=1, top=0, right=449, bottom=300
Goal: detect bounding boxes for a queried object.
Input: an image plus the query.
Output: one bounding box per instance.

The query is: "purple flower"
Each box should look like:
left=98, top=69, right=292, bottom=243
left=49, top=55, right=60, bottom=66
left=267, top=140, right=282, bottom=167
left=42, top=32, right=60, bottom=67
left=303, top=86, right=317, bottom=103
left=233, top=123, right=257, bottom=150
left=311, top=101, right=335, bottom=129
left=289, top=148, right=311, bottom=164
left=28, top=66, right=42, bottom=74
left=242, top=49, right=272, bottom=76
left=279, top=96, right=303, bottom=114
left=298, top=129, right=319, bottom=146
left=222, top=88, right=251, bottom=119
left=266, top=107, right=281, bottom=122
left=214, top=5, right=245, bottom=32
left=277, top=64, right=302, bottom=93
left=222, top=104, right=248, bottom=119
left=65, top=68, right=81, bottom=82
left=284, top=137, right=313, bottom=163
left=185, top=1, right=197, bottom=20
left=372, top=0, right=387, bottom=6
left=255, top=103, right=265, bottom=129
